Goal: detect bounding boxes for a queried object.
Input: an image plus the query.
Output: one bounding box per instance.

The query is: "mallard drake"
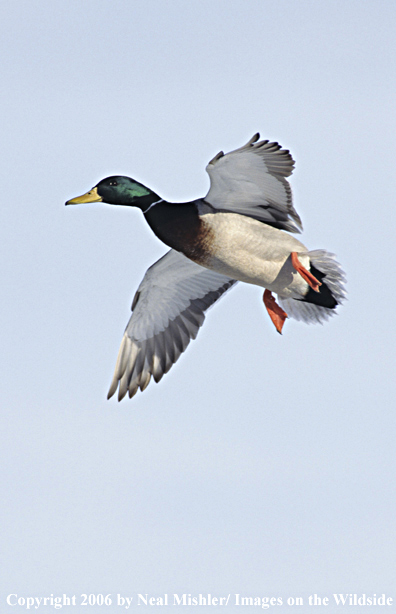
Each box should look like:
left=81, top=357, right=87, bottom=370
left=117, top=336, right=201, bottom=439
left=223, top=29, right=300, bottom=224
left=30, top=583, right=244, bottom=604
left=66, top=134, right=346, bottom=401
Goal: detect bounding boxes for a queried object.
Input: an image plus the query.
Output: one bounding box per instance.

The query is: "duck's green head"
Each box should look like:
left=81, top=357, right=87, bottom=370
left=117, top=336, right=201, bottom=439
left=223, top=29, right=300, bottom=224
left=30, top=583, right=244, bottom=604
left=66, top=176, right=160, bottom=210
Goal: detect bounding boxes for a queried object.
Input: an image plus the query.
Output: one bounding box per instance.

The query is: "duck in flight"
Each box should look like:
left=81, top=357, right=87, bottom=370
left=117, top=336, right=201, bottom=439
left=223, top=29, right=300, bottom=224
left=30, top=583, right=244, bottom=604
left=66, top=134, right=346, bottom=401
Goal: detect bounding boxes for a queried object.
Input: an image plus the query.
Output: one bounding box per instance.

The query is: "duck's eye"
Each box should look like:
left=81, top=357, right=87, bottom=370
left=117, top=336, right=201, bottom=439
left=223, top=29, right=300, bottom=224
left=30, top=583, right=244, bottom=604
left=109, top=181, right=118, bottom=186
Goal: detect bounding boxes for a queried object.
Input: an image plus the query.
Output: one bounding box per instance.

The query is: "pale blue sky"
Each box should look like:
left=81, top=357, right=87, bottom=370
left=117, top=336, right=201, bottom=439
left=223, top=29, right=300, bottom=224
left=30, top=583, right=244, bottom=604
left=1, top=0, right=395, bottom=611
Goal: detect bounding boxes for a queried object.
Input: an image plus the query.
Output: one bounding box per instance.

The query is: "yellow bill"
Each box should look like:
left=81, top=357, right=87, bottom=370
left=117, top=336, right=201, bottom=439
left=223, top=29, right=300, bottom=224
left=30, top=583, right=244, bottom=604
left=66, top=186, right=103, bottom=205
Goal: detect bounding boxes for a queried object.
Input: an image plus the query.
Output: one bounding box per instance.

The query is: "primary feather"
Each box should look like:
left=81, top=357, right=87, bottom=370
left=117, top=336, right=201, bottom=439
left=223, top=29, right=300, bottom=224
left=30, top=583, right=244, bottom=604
left=107, top=250, right=236, bottom=400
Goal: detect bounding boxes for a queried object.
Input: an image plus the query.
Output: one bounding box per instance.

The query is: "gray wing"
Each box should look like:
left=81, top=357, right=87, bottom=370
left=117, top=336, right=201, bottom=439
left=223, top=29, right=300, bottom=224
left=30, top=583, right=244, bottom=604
left=205, top=133, right=302, bottom=233
left=108, top=249, right=237, bottom=401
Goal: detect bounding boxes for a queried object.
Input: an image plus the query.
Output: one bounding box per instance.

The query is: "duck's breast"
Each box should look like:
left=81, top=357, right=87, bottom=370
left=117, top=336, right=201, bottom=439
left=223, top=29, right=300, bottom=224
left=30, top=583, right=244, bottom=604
left=145, top=201, right=214, bottom=263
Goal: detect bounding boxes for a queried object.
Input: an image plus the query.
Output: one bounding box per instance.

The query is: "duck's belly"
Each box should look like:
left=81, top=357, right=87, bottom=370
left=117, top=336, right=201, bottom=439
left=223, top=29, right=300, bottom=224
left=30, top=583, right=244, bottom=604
left=196, top=212, right=310, bottom=297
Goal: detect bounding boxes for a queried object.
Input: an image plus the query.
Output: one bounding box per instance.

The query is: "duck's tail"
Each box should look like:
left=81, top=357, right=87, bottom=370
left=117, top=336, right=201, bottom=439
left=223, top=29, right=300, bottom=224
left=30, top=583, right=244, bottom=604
left=278, top=250, right=346, bottom=324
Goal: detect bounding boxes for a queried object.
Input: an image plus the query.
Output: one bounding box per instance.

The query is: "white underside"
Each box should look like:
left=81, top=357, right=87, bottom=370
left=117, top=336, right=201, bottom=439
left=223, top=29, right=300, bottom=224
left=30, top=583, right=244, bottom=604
left=199, top=210, right=310, bottom=298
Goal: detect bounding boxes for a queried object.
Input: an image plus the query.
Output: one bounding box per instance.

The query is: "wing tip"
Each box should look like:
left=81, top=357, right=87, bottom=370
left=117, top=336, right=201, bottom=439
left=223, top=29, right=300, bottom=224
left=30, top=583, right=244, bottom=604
left=208, top=150, right=224, bottom=165
left=249, top=133, right=260, bottom=144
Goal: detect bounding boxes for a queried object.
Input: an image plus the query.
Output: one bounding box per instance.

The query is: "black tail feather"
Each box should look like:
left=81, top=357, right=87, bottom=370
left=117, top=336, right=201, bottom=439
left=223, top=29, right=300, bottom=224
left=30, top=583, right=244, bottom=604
left=298, top=265, right=337, bottom=309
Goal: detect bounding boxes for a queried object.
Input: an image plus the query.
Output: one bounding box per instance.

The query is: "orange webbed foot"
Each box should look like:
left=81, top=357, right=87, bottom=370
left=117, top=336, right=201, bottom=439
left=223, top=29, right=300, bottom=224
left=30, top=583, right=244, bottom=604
left=263, top=289, right=288, bottom=334
left=291, top=252, right=322, bottom=293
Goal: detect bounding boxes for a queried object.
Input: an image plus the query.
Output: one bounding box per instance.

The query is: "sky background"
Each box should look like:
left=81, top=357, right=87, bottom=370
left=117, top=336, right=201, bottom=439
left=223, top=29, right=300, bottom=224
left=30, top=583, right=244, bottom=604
left=1, top=0, right=395, bottom=611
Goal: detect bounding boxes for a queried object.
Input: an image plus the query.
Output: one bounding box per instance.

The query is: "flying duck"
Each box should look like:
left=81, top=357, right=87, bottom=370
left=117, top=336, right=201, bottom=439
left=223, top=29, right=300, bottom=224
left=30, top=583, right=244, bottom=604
left=66, top=134, right=346, bottom=401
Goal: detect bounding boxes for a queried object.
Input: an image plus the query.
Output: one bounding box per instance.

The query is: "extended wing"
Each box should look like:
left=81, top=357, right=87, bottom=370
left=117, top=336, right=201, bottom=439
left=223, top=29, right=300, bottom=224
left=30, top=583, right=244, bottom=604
left=108, top=249, right=237, bottom=401
left=205, top=133, right=302, bottom=233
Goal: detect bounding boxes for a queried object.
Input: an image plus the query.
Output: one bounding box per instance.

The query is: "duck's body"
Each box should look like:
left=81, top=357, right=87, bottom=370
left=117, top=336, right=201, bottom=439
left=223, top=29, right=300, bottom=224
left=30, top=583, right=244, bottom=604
left=66, top=134, right=346, bottom=400
left=146, top=198, right=310, bottom=297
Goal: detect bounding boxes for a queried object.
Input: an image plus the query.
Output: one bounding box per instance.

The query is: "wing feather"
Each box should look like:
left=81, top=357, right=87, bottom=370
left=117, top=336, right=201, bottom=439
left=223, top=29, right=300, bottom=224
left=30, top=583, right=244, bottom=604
left=108, top=249, right=237, bottom=400
left=205, top=133, right=302, bottom=233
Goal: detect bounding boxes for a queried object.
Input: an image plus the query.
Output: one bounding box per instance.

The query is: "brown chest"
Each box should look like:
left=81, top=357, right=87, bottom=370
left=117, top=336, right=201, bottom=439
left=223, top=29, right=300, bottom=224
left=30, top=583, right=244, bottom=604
left=145, top=201, right=215, bottom=265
